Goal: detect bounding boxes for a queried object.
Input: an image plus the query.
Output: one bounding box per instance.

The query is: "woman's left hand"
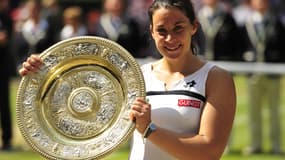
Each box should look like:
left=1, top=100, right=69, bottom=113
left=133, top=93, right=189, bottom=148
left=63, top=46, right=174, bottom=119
left=129, top=97, right=152, bottom=134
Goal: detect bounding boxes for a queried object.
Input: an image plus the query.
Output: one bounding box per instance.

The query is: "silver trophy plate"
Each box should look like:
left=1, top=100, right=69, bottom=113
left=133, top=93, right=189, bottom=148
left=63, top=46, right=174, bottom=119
left=16, top=36, right=145, bottom=159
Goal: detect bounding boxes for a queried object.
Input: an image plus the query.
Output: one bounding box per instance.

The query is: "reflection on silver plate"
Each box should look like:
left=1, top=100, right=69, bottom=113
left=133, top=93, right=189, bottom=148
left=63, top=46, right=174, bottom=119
left=16, top=36, right=145, bottom=160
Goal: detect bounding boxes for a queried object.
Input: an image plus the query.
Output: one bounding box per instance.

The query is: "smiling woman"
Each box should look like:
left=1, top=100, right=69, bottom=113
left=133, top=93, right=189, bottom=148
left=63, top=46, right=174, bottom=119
left=150, top=7, right=197, bottom=60
left=128, top=0, right=236, bottom=160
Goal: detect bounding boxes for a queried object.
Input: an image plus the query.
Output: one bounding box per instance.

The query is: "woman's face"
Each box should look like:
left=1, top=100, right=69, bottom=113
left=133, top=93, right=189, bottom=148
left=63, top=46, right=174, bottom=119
left=150, top=7, right=197, bottom=59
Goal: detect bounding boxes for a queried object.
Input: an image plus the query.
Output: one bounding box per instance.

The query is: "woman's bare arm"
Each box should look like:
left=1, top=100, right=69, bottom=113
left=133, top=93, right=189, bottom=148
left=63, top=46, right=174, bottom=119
left=138, top=67, right=236, bottom=160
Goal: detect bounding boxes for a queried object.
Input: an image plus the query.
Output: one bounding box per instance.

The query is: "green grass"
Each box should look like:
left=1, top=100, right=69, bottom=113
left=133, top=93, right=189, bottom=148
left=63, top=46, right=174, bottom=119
left=0, top=75, right=284, bottom=160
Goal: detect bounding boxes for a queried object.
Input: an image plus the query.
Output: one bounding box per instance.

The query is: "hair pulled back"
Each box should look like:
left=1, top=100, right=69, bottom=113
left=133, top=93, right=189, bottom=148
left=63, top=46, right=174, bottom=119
left=148, top=0, right=197, bottom=25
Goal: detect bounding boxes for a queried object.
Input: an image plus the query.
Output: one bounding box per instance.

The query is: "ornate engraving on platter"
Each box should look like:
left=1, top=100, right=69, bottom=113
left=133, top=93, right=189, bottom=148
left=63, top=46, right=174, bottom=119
left=16, top=36, right=145, bottom=160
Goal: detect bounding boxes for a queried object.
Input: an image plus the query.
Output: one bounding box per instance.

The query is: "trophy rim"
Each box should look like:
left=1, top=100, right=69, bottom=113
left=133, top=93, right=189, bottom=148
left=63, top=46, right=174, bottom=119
left=16, top=36, right=145, bottom=160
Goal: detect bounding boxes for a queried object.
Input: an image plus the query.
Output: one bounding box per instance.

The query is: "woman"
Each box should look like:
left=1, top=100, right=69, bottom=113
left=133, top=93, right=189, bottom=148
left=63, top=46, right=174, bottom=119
left=19, top=0, right=236, bottom=159
left=129, top=0, right=236, bottom=159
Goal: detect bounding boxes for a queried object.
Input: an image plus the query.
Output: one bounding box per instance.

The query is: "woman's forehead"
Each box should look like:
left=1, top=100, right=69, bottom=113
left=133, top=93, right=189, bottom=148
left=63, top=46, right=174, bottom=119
left=152, top=7, right=189, bottom=25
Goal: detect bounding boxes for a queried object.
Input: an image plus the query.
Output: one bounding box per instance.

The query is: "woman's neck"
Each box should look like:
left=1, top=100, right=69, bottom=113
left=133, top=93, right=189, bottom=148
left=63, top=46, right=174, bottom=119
left=157, top=54, right=204, bottom=76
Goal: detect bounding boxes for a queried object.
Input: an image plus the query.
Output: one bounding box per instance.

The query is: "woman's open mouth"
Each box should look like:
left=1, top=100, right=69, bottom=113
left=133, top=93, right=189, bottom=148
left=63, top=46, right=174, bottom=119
left=164, top=44, right=182, bottom=51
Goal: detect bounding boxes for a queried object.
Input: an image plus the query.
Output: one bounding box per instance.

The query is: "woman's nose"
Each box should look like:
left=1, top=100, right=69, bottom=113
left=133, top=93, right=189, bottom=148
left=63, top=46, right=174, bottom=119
left=165, top=33, right=174, bottom=42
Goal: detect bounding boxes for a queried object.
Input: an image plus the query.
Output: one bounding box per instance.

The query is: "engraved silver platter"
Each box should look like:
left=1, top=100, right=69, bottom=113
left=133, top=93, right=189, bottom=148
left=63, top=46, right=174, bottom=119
left=16, top=36, right=145, bottom=160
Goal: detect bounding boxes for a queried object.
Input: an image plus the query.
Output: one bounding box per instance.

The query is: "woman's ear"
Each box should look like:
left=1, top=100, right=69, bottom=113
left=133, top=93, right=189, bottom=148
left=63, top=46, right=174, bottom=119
left=191, top=20, right=199, bottom=36
left=150, top=25, right=154, bottom=37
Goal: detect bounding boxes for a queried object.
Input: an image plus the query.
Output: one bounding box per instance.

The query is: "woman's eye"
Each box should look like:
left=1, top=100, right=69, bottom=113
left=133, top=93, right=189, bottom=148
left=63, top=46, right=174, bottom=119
left=173, top=26, right=184, bottom=33
left=157, top=28, right=167, bottom=35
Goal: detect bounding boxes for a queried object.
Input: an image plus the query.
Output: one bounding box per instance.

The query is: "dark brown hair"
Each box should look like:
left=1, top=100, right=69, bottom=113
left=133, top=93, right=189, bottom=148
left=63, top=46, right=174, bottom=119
left=148, top=0, right=197, bottom=25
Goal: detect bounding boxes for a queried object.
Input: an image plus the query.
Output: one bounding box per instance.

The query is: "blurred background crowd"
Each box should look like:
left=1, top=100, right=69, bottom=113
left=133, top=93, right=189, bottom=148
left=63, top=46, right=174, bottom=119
left=0, top=0, right=285, bottom=157
left=1, top=0, right=285, bottom=71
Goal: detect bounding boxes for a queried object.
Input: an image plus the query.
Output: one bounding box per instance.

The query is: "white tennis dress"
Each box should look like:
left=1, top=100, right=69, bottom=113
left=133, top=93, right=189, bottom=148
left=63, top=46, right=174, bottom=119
left=129, top=62, right=215, bottom=160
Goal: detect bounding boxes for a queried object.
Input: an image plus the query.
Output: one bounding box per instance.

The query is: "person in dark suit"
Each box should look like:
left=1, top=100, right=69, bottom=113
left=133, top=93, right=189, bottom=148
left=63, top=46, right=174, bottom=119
left=196, top=0, right=242, bottom=61
left=0, top=0, right=13, bottom=150
left=12, top=0, right=53, bottom=69
left=41, top=0, right=63, bottom=45
left=240, top=0, right=285, bottom=155
left=90, top=0, right=144, bottom=58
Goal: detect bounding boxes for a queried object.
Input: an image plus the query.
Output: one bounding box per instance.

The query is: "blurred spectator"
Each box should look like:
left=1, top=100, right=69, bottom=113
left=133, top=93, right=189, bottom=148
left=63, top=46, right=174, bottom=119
left=90, top=0, right=143, bottom=58
left=11, top=1, right=30, bottom=33
left=196, top=0, right=242, bottom=61
left=59, top=6, right=87, bottom=40
left=269, top=0, right=284, bottom=14
left=240, top=0, right=285, bottom=155
left=86, top=9, right=101, bottom=36
left=233, top=0, right=252, bottom=27
left=12, top=0, right=52, bottom=68
left=192, top=0, right=204, bottom=14
left=0, top=0, right=13, bottom=151
left=41, top=0, right=63, bottom=44
left=127, top=0, right=160, bottom=58
left=10, top=0, right=21, bottom=10
left=268, top=0, right=285, bottom=25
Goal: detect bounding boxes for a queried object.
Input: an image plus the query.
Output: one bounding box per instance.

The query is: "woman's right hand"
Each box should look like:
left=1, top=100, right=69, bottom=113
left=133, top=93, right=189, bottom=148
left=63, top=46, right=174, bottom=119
left=18, top=54, right=43, bottom=77
left=129, top=97, right=152, bottom=135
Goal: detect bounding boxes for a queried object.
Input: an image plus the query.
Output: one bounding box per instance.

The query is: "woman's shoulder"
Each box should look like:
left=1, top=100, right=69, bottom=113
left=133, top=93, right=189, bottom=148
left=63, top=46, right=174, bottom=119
left=205, top=64, right=236, bottom=110
left=207, top=65, right=235, bottom=92
left=208, top=65, right=233, bottom=81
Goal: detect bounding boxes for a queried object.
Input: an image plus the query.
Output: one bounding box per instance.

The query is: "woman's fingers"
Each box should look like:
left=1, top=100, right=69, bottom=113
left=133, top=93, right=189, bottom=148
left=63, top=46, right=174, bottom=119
left=23, top=61, right=34, bottom=71
left=129, top=109, right=144, bottom=121
left=129, top=98, right=151, bottom=133
left=18, top=67, right=29, bottom=76
left=129, top=105, right=143, bottom=121
left=131, top=100, right=150, bottom=115
left=28, top=54, right=43, bottom=68
left=31, top=54, right=42, bottom=63
left=27, top=57, right=41, bottom=67
left=18, top=54, right=42, bottom=76
left=19, top=62, right=36, bottom=76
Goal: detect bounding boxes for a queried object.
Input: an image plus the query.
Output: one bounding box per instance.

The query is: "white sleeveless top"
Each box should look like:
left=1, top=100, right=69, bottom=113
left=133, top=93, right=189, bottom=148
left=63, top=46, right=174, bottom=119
left=129, top=62, right=215, bottom=160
